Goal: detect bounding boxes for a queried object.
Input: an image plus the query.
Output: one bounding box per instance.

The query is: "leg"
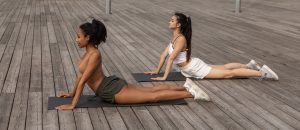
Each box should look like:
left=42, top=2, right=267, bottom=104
left=129, top=84, right=186, bottom=92
left=210, top=63, right=247, bottom=70
left=114, top=85, right=193, bottom=104
left=205, top=68, right=262, bottom=79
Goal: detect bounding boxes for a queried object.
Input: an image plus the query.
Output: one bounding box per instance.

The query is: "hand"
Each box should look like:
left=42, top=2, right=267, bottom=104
left=151, top=77, right=167, bottom=81
left=59, top=92, right=73, bottom=98
left=55, top=104, right=75, bottom=110
left=144, top=70, right=159, bottom=75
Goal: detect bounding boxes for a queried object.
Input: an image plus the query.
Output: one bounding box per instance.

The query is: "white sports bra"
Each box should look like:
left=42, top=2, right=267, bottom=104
left=168, top=43, right=187, bottom=64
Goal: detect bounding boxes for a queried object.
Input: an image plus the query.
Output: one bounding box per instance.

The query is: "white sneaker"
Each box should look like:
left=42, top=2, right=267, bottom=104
left=246, top=60, right=261, bottom=71
left=260, top=65, right=279, bottom=80
left=184, top=78, right=211, bottom=101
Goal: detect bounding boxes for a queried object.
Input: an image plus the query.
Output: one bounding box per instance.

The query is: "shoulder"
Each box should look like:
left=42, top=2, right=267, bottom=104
left=88, top=50, right=101, bottom=62
left=176, top=35, right=187, bottom=43
left=174, top=36, right=187, bottom=47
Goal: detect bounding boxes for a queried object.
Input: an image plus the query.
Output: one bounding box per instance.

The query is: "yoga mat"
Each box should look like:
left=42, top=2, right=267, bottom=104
left=48, top=95, right=187, bottom=110
left=132, top=72, right=186, bottom=82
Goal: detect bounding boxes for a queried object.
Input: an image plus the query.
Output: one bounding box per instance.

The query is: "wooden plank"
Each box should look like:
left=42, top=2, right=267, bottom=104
left=87, top=108, right=111, bottom=130
left=2, top=13, right=29, bottom=93
left=131, top=107, right=161, bottom=130
left=196, top=81, right=265, bottom=129
left=102, top=107, right=128, bottom=130
left=212, top=80, right=296, bottom=130
left=0, top=94, right=14, bottom=130
left=197, top=101, right=244, bottom=130
left=73, top=109, right=93, bottom=130
left=29, top=0, right=42, bottom=93
left=26, top=0, right=43, bottom=129
left=0, top=0, right=14, bottom=27
left=7, top=0, right=34, bottom=129
left=246, top=80, right=300, bottom=112
left=42, top=0, right=59, bottom=128
left=48, top=1, right=77, bottom=127
left=117, top=107, right=145, bottom=130
left=26, top=92, right=43, bottom=130
left=231, top=80, right=300, bottom=129
left=0, top=23, right=17, bottom=91
left=50, top=43, right=76, bottom=130
left=187, top=101, right=227, bottom=130
left=0, top=1, right=19, bottom=47
left=277, top=105, right=300, bottom=123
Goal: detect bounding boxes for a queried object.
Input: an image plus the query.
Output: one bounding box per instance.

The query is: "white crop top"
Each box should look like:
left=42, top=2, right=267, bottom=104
left=168, top=43, right=187, bottom=64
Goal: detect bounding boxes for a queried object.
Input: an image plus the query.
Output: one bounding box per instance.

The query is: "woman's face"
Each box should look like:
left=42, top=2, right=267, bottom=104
left=169, top=16, right=180, bottom=29
left=76, top=29, right=89, bottom=48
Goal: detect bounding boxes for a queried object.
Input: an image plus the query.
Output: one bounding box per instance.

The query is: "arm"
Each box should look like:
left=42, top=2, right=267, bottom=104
left=156, top=46, right=169, bottom=73
left=70, top=73, right=82, bottom=96
left=56, top=52, right=101, bottom=110
left=145, top=46, right=169, bottom=74
left=60, top=73, right=82, bottom=97
left=151, top=37, right=186, bottom=80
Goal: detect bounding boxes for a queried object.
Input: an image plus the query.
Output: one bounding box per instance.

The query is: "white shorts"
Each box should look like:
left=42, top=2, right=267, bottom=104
left=179, top=57, right=212, bottom=79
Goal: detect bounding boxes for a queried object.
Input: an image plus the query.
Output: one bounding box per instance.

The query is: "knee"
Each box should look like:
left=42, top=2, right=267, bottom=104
left=152, top=85, right=170, bottom=92
left=224, top=71, right=234, bottom=78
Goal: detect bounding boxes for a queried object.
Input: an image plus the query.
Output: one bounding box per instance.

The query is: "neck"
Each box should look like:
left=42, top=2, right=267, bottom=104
left=85, top=43, right=96, bottom=52
left=172, top=29, right=181, bottom=37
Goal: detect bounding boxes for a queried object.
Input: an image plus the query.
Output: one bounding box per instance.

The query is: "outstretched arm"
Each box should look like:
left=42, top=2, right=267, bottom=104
left=151, top=37, right=186, bottom=80
left=60, top=73, right=82, bottom=98
left=56, top=52, right=101, bottom=110
left=145, top=46, right=169, bottom=74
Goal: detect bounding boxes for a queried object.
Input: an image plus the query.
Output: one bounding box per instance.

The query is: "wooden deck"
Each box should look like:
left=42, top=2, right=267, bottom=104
left=0, top=0, right=300, bottom=129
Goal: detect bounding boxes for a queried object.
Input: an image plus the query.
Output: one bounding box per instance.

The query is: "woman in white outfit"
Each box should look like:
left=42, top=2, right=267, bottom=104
left=145, top=12, right=279, bottom=81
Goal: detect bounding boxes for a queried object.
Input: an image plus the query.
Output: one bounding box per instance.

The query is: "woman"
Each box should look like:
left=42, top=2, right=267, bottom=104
left=145, top=12, right=278, bottom=81
left=55, top=19, right=210, bottom=110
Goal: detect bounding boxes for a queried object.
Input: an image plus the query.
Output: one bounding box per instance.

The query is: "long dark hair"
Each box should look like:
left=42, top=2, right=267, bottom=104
left=79, top=19, right=107, bottom=47
left=174, top=12, right=192, bottom=62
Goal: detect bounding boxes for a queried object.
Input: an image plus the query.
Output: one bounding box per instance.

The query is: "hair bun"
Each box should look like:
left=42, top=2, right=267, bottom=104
left=79, top=18, right=107, bottom=47
left=92, top=19, right=100, bottom=26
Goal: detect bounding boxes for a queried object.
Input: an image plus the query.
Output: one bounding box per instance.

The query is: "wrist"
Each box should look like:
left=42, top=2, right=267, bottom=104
left=163, top=75, right=167, bottom=79
left=71, top=104, right=76, bottom=107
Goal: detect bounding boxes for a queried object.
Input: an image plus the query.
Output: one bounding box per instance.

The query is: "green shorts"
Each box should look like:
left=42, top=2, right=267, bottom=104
left=95, top=76, right=127, bottom=103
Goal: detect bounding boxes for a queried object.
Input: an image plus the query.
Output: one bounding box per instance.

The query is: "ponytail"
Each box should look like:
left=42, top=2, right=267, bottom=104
left=185, top=17, right=192, bottom=62
left=174, top=12, right=192, bottom=62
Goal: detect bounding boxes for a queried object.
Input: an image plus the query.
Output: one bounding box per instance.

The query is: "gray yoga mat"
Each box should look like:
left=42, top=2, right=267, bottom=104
left=132, top=72, right=186, bottom=82
left=48, top=95, right=187, bottom=110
